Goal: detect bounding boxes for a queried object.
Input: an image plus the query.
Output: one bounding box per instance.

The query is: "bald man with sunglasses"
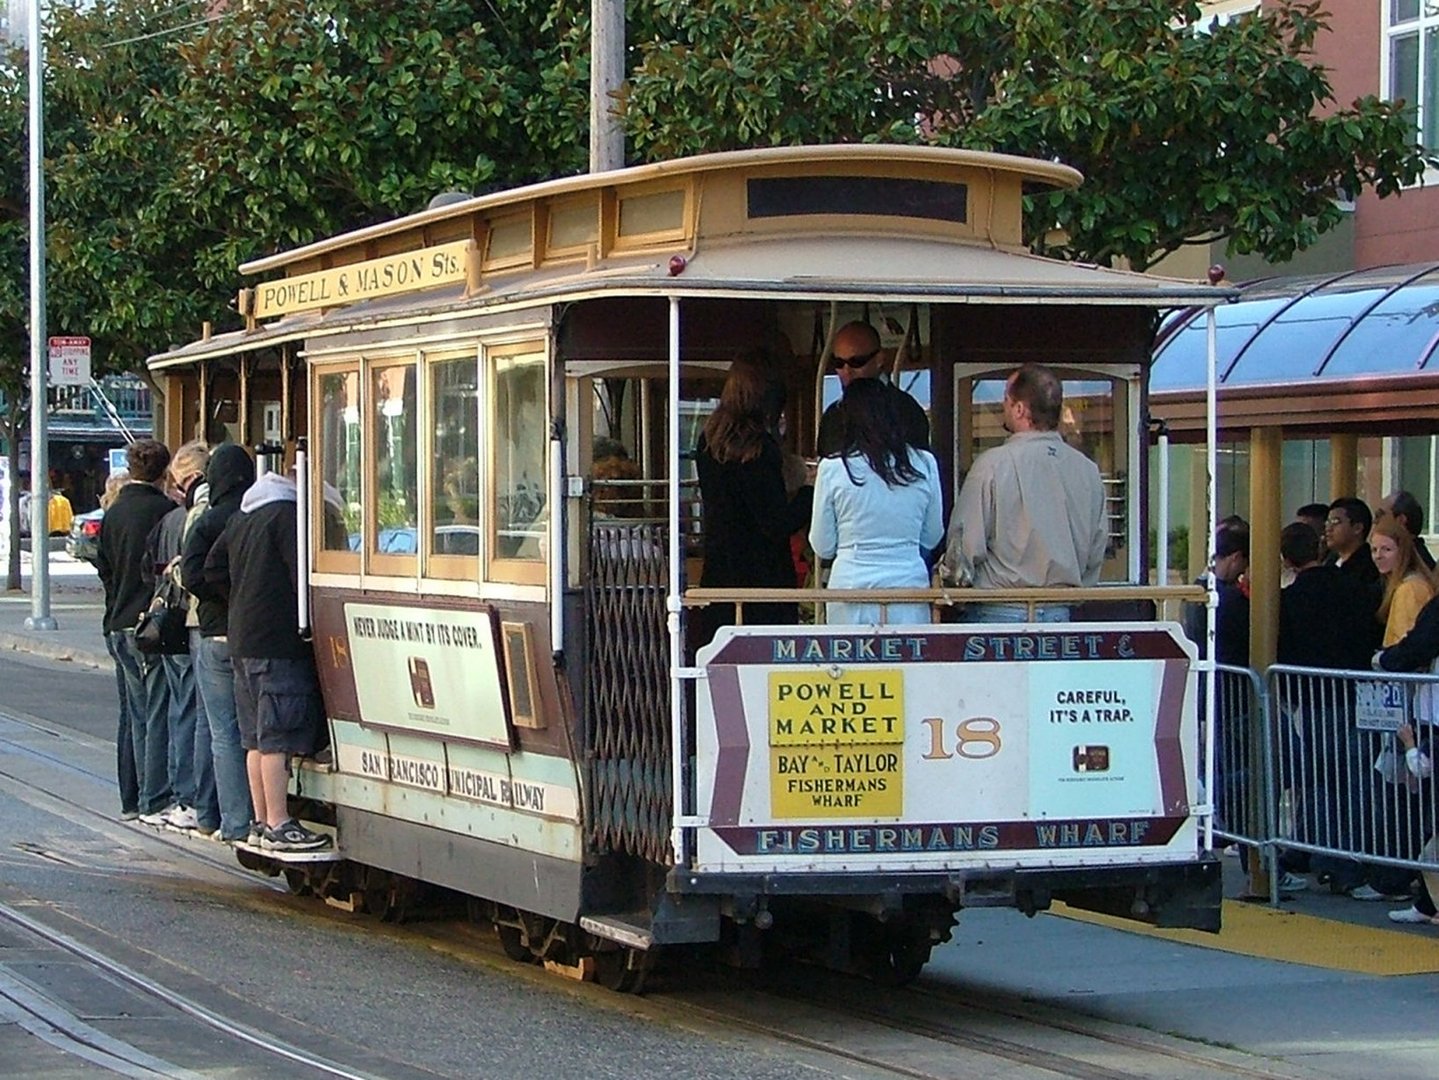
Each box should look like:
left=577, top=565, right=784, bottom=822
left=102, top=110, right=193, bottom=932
left=816, top=321, right=929, bottom=457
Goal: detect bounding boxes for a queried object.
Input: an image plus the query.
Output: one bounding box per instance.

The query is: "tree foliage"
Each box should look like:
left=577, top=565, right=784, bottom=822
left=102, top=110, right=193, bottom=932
left=0, top=0, right=1432, bottom=407
left=623, top=0, right=1432, bottom=270
left=153, top=0, right=598, bottom=279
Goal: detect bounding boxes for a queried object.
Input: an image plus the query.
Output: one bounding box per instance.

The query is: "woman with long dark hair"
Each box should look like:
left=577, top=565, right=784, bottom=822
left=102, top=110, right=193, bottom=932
left=694, top=349, right=813, bottom=647
left=809, top=377, right=942, bottom=624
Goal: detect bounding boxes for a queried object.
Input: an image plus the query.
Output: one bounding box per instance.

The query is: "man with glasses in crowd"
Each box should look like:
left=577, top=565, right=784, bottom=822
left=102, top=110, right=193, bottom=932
left=816, top=320, right=929, bottom=456
left=1324, top=497, right=1382, bottom=642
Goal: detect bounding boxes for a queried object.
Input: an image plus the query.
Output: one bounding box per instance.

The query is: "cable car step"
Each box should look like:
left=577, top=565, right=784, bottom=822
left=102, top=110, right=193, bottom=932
left=580, top=913, right=654, bottom=950
left=231, top=841, right=343, bottom=864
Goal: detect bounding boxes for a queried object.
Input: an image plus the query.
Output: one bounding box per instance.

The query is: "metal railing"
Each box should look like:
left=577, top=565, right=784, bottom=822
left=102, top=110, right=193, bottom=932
left=1265, top=665, right=1438, bottom=900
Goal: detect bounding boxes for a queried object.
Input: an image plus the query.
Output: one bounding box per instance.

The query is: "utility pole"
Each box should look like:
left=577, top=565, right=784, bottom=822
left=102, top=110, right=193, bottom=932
left=590, top=0, right=624, bottom=173
left=26, top=0, right=56, bottom=631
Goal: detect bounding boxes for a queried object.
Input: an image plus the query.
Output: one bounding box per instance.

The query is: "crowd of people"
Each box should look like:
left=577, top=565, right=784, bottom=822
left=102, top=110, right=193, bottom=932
left=1207, top=493, right=1438, bottom=927
left=96, top=438, right=331, bottom=853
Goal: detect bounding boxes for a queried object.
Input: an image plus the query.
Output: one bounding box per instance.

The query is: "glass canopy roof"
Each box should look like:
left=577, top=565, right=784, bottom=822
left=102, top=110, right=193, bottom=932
left=1151, top=263, right=1439, bottom=393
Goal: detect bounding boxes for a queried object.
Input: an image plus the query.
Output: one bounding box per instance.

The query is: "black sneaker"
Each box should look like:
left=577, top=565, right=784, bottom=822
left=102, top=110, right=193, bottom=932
left=260, top=819, right=333, bottom=852
left=246, top=821, right=263, bottom=848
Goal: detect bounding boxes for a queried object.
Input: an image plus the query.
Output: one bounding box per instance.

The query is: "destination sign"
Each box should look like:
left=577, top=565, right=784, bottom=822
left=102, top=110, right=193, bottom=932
left=769, top=669, right=903, bottom=818
left=250, top=239, right=474, bottom=319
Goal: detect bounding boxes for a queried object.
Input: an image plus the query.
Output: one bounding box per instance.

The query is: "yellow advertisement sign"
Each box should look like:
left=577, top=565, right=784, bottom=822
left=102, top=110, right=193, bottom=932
left=768, top=670, right=903, bottom=818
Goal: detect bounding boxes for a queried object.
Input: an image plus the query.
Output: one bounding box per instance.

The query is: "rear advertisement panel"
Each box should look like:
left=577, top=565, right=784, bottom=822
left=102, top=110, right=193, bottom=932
left=693, top=623, right=1198, bottom=873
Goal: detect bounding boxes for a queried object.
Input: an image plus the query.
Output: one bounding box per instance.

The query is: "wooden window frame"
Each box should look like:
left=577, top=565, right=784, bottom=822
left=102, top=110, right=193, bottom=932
left=366, top=356, right=420, bottom=579
left=312, top=361, right=361, bottom=576
left=424, top=347, right=482, bottom=582
left=484, top=338, right=549, bottom=587
left=604, top=178, right=695, bottom=256
left=542, top=195, right=600, bottom=263
left=482, top=210, right=536, bottom=274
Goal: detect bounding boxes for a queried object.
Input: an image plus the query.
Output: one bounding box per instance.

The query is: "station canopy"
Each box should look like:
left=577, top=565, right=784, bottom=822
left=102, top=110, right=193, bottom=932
left=1150, top=262, right=1439, bottom=436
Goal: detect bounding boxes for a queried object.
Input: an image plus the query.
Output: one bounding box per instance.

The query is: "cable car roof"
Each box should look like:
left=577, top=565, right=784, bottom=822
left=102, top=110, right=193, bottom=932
left=149, top=145, right=1233, bottom=370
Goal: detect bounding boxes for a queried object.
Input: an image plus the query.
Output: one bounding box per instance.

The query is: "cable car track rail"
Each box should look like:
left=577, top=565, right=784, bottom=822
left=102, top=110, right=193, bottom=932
left=0, top=900, right=388, bottom=1080
left=661, top=971, right=1312, bottom=1080
left=0, top=706, right=286, bottom=892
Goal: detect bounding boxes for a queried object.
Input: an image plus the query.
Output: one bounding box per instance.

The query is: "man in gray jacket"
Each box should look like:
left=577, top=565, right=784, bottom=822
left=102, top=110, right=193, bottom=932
left=946, top=363, right=1107, bottom=623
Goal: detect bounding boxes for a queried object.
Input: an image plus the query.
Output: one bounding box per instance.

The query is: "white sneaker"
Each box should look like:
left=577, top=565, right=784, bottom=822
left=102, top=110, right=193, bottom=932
left=1277, top=872, right=1309, bottom=894
left=1388, top=905, right=1434, bottom=924
left=207, top=828, right=225, bottom=842
left=162, top=805, right=199, bottom=830
left=1346, top=884, right=1404, bottom=902
left=138, top=809, right=169, bottom=826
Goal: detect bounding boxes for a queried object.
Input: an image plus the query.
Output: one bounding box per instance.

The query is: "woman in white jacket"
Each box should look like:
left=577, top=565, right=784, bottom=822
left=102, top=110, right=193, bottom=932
left=809, top=378, right=943, bottom=626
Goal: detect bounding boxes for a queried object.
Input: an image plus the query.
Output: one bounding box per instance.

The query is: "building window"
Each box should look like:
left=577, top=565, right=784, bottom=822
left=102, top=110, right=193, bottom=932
left=1387, top=0, right=1439, bottom=153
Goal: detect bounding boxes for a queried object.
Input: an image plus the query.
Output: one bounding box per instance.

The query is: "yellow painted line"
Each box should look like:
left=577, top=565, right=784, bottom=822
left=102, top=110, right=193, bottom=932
left=1049, top=900, right=1439, bottom=976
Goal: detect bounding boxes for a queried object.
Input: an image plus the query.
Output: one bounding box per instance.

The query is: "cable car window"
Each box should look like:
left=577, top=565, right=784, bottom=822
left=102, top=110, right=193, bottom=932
left=961, top=372, right=1126, bottom=581
left=430, top=355, right=481, bottom=575
left=371, top=362, right=418, bottom=572
left=747, top=176, right=968, bottom=223
left=489, top=342, right=547, bottom=583
left=315, top=366, right=361, bottom=571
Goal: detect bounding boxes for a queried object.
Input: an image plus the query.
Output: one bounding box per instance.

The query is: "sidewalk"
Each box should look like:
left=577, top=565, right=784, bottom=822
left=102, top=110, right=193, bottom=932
left=0, top=548, right=111, bottom=669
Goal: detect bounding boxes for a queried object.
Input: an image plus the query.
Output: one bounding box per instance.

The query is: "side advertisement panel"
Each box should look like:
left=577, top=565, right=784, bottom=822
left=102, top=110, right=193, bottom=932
left=693, top=623, right=1197, bottom=873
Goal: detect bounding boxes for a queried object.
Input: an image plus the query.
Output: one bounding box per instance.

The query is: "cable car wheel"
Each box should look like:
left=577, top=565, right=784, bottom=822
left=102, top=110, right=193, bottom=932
left=852, top=915, right=933, bottom=987
left=361, top=868, right=419, bottom=922
left=282, top=867, right=312, bottom=897
left=235, top=846, right=279, bottom=876
left=590, top=945, right=654, bottom=994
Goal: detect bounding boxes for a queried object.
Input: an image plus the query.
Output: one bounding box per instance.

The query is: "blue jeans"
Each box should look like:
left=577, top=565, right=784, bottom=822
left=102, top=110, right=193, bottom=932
left=106, top=632, right=138, bottom=815
left=193, top=634, right=253, bottom=840
left=961, top=602, right=1071, bottom=624
left=109, top=630, right=172, bottom=815
left=162, top=652, right=201, bottom=810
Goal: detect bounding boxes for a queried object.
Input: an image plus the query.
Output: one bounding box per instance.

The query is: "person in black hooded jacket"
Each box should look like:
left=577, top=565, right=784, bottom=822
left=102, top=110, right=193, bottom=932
left=203, top=468, right=330, bottom=852
left=180, top=444, right=256, bottom=843
left=96, top=439, right=175, bottom=820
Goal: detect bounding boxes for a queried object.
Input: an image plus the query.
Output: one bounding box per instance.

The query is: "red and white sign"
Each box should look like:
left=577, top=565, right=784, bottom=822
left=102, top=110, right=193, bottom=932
left=47, top=336, right=92, bottom=387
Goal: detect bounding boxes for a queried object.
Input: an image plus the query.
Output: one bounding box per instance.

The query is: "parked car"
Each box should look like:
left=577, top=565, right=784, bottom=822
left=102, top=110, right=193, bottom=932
left=346, top=525, right=479, bottom=556
left=66, top=508, right=103, bottom=563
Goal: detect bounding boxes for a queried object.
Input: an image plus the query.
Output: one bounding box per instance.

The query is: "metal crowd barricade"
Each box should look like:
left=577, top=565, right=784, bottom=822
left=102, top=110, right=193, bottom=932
left=1210, top=664, right=1275, bottom=855
left=1265, top=665, right=1439, bottom=898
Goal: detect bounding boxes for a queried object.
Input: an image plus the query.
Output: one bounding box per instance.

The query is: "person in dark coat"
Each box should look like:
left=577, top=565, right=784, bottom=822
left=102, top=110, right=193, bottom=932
left=143, top=440, right=209, bottom=834
left=694, top=349, right=814, bottom=650
left=815, top=321, right=928, bottom=457
left=1378, top=490, right=1437, bottom=572
left=204, top=469, right=330, bottom=852
left=1375, top=593, right=1439, bottom=914
left=180, top=444, right=256, bottom=843
left=1278, top=523, right=1373, bottom=672
left=1324, top=496, right=1382, bottom=656
left=95, top=439, right=175, bottom=820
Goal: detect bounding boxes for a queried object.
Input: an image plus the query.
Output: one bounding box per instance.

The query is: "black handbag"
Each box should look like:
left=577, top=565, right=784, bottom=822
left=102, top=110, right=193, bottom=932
left=135, top=572, right=189, bottom=655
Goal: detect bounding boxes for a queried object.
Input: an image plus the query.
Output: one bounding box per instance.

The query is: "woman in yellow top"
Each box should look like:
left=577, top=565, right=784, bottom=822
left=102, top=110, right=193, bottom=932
left=1371, top=519, right=1437, bottom=646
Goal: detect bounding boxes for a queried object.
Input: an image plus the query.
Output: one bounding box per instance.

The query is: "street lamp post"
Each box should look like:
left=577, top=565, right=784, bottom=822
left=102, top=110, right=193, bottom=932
left=26, top=0, right=56, bottom=631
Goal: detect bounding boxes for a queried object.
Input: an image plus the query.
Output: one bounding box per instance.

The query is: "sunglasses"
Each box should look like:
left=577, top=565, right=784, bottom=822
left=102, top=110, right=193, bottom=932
left=833, top=347, right=880, bottom=370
